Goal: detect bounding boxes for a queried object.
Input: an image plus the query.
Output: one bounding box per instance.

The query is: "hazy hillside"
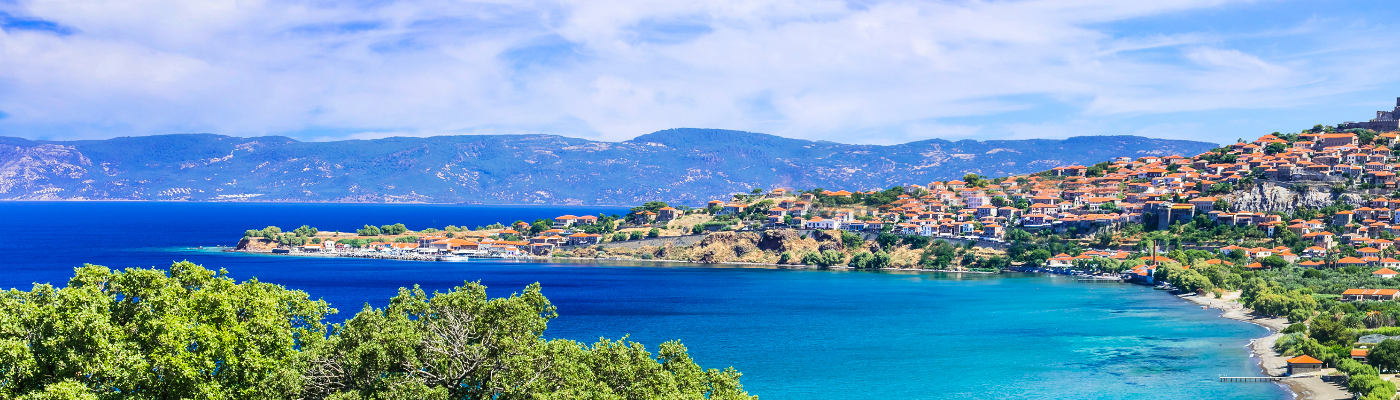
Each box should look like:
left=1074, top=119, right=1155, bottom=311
left=0, top=129, right=1216, bottom=205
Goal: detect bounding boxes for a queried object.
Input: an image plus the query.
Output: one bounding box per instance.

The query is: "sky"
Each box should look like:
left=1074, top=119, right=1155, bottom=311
left=1, top=0, right=1398, bottom=145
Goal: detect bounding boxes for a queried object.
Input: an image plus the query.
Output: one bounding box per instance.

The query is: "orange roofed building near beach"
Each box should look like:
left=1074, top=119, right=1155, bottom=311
left=1342, top=288, right=1400, bottom=301
left=1286, top=355, right=1324, bottom=375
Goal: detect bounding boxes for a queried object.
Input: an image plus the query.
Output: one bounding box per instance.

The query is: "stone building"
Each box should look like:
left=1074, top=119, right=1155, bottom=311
left=1340, top=97, right=1400, bottom=132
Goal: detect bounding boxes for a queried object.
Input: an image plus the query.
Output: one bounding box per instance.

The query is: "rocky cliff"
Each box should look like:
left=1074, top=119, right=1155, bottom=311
left=1224, top=183, right=1361, bottom=213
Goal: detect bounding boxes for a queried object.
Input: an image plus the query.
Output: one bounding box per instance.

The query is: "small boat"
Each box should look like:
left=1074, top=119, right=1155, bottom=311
left=438, top=255, right=470, bottom=262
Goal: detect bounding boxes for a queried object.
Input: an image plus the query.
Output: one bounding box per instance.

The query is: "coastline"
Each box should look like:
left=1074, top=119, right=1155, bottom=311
left=224, top=249, right=1003, bottom=273
left=1175, top=293, right=1350, bottom=400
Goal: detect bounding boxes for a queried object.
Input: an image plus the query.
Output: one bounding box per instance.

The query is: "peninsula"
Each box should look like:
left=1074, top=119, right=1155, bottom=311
left=240, top=120, right=1400, bottom=400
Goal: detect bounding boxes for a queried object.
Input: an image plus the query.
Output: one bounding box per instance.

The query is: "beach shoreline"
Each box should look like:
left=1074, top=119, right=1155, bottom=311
left=1175, top=293, right=1352, bottom=400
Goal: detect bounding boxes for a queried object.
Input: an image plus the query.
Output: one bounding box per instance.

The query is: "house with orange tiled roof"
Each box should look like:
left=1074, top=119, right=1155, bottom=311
left=1286, top=355, right=1324, bottom=375
left=1343, top=288, right=1400, bottom=301
left=554, top=215, right=580, bottom=227
left=1373, top=268, right=1399, bottom=279
left=1339, top=257, right=1369, bottom=268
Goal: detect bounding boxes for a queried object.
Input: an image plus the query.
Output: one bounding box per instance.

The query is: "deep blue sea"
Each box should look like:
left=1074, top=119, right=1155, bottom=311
left=0, top=202, right=1289, bottom=399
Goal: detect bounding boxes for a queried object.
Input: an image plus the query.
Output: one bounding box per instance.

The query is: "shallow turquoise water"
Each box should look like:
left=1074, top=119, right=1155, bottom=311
left=0, top=202, right=1288, bottom=399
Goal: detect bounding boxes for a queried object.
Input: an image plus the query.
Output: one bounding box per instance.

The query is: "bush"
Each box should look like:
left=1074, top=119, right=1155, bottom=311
left=802, top=250, right=846, bottom=267
left=1348, top=373, right=1395, bottom=399
left=1288, top=309, right=1310, bottom=324
left=849, top=251, right=892, bottom=270
left=1282, top=323, right=1307, bottom=334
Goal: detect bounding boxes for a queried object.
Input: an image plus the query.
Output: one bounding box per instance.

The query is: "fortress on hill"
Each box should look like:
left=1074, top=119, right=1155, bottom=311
left=1340, top=97, right=1400, bottom=131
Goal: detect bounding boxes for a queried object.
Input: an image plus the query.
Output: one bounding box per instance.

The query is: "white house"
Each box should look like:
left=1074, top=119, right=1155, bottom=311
left=805, top=217, right=838, bottom=230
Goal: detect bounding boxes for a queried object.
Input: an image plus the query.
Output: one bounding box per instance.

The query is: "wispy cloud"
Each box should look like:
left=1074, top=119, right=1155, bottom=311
left=0, top=0, right=1397, bottom=144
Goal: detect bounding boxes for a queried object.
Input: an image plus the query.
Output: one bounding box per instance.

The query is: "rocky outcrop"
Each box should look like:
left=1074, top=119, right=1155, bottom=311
left=235, top=237, right=278, bottom=252
left=1338, top=193, right=1366, bottom=208
left=1225, top=183, right=1334, bottom=213
left=756, top=230, right=803, bottom=253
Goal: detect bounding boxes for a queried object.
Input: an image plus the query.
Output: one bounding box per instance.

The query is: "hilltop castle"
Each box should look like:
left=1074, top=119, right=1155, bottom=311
left=1340, top=97, right=1400, bottom=132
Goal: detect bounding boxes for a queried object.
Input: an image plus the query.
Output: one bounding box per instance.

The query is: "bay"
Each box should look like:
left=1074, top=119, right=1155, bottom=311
left=0, top=202, right=1289, bottom=399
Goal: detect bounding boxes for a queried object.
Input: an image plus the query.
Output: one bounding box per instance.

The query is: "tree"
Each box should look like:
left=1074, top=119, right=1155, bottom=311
left=0, top=263, right=757, bottom=400
left=531, top=219, right=551, bottom=235
left=357, top=224, right=382, bottom=236
left=841, top=231, right=863, bottom=249
left=1213, top=199, right=1230, bottom=212
left=648, top=228, right=661, bottom=238
left=0, top=262, right=333, bottom=399
left=1309, top=316, right=1352, bottom=347
left=1369, top=339, right=1400, bottom=373
left=380, top=223, right=408, bottom=235
left=876, top=233, right=900, bottom=249
left=305, top=282, right=755, bottom=399
left=849, top=251, right=892, bottom=270
left=802, top=250, right=846, bottom=267
left=1259, top=255, right=1288, bottom=269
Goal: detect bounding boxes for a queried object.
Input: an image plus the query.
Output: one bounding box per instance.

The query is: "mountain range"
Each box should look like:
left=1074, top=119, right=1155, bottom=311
left=0, top=129, right=1217, bottom=205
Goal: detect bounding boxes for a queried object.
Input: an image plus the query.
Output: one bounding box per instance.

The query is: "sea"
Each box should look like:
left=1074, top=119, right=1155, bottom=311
left=0, top=202, right=1290, bottom=399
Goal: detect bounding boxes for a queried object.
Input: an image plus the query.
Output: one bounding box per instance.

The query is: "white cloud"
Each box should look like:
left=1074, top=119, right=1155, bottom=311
left=0, top=0, right=1397, bottom=143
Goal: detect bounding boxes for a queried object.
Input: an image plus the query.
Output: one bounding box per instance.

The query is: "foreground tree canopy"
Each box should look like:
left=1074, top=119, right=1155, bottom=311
left=0, top=262, right=755, bottom=400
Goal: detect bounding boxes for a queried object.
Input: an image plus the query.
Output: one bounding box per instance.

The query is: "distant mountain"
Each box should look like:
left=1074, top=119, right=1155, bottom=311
left=0, top=129, right=1217, bottom=205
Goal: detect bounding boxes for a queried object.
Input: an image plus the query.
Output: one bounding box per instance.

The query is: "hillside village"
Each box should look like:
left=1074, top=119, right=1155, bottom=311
left=237, top=126, right=1400, bottom=279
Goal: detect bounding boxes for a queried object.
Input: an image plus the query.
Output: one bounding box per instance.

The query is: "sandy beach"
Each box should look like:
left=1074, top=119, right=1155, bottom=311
left=1176, top=293, right=1352, bottom=400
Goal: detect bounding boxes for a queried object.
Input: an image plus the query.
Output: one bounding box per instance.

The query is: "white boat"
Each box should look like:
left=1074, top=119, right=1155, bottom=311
left=439, top=255, right=470, bottom=262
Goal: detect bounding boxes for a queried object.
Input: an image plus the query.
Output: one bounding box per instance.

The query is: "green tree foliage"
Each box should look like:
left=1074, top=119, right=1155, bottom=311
left=1240, top=278, right=1317, bottom=319
left=1258, top=255, right=1288, bottom=269
left=849, top=251, right=892, bottom=270
left=531, top=219, right=551, bottom=235
left=802, top=250, right=846, bottom=267
left=292, top=225, right=320, bottom=237
left=0, top=262, right=333, bottom=399
left=305, top=283, right=755, bottom=400
left=918, top=240, right=958, bottom=269
left=875, top=233, right=900, bottom=249
left=628, top=201, right=670, bottom=220
left=630, top=231, right=645, bottom=240
left=1348, top=373, right=1396, bottom=399
left=1309, top=316, right=1353, bottom=347
left=246, top=226, right=284, bottom=240
left=861, top=187, right=906, bottom=207
left=901, top=235, right=931, bottom=250
left=648, top=228, right=661, bottom=238
left=336, top=238, right=373, bottom=248
left=379, top=223, right=408, bottom=235
left=357, top=224, right=382, bottom=236
left=840, top=231, right=863, bottom=250
left=1368, top=339, right=1400, bottom=373
left=962, top=173, right=986, bottom=188
left=0, top=263, right=756, bottom=400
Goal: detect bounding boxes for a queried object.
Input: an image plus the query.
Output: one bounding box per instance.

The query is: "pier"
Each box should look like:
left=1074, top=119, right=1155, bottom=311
left=1218, top=376, right=1284, bottom=382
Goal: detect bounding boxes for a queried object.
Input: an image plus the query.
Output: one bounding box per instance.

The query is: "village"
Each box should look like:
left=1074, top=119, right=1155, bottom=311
left=229, top=125, right=1400, bottom=397
left=239, top=128, right=1400, bottom=282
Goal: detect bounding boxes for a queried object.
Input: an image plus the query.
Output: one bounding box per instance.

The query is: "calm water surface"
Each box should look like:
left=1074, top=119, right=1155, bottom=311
left=0, top=202, right=1288, bottom=399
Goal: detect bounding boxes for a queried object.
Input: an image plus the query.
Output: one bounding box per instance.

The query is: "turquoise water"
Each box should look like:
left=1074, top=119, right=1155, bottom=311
left=0, top=202, right=1288, bottom=399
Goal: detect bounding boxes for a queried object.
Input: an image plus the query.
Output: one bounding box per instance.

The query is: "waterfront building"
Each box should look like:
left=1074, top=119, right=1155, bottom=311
left=1286, top=355, right=1325, bottom=375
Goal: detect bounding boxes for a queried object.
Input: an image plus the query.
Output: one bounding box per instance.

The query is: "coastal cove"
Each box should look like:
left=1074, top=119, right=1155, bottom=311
left=1, top=202, right=1289, bottom=399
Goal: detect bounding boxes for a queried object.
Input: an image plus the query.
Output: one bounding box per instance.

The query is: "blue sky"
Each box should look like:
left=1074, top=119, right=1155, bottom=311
left=0, top=0, right=1398, bottom=145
